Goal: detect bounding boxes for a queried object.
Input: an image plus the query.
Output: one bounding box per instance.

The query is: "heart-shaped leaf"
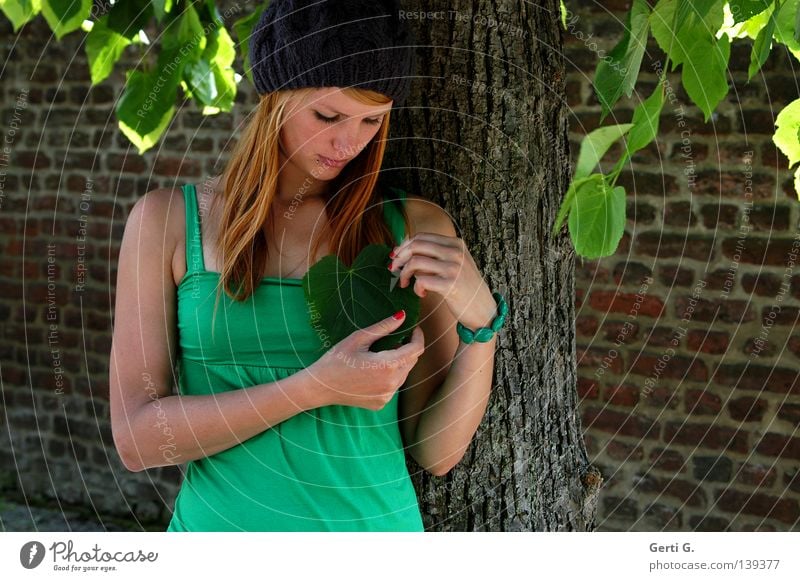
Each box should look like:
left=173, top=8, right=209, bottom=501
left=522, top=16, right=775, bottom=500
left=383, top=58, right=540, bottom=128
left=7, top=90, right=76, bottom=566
left=302, top=243, right=421, bottom=353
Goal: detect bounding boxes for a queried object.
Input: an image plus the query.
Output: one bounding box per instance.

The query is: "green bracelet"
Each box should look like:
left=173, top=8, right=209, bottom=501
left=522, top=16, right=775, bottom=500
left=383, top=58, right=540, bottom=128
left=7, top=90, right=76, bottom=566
left=456, top=292, right=508, bottom=343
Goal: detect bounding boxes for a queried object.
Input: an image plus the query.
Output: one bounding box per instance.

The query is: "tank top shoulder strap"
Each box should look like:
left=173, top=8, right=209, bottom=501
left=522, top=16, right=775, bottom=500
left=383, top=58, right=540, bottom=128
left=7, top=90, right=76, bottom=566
left=181, top=183, right=206, bottom=274
left=382, top=186, right=408, bottom=246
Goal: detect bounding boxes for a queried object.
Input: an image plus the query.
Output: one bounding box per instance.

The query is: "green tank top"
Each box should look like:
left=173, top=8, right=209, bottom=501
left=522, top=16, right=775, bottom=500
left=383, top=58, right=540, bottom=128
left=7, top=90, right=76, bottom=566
left=166, top=183, right=423, bottom=532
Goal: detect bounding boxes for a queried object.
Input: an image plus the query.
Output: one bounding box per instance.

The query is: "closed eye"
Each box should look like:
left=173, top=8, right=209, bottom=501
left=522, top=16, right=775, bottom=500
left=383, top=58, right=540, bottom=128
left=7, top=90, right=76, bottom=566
left=314, top=111, right=383, bottom=125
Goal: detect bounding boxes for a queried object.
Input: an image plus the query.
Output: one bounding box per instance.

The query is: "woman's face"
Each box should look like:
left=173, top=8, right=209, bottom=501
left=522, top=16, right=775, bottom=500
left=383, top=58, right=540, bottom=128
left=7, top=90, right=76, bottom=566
left=279, top=87, right=392, bottom=177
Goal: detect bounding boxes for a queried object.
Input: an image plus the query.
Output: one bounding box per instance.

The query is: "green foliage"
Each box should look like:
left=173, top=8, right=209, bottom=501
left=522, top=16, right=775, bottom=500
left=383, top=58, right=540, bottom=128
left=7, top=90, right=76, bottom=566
left=0, top=0, right=40, bottom=32
left=41, top=0, right=91, bottom=39
left=0, top=0, right=265, bottom=153
left=554, top=0, right=800, bottom=259
left=594, top=0, right=651, bottom=120
left=302, top=244, right=422, bottom=353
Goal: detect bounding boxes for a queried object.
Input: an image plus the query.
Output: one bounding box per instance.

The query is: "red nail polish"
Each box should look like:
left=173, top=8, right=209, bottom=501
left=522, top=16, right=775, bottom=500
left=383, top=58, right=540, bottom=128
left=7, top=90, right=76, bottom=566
left=389, top=250, right=396, bottom=258
left=388, top=261, right=394, bottom=270
left=393, top=310, right=405, bottom=320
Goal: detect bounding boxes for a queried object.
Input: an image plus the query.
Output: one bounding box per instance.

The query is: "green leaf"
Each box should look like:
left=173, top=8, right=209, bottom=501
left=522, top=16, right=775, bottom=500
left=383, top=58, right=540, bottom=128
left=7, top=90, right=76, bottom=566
left=774, top=0, right=800, bottom=61
left=625, top=83, right=665, bottom=156
left=594, top=0, right=651, bottom=120
left=41, top=0, right=91, bottom=39
left=233, top=2, right=268, bottom=88
left=0, top=0, right=41, bottom=32
left=107, top=0, right=153, bottom=41
left=302, top=244, right=421, bottom=353
left=748, top=3, right=779, bottom=80
left=116, top=65, right=177, bottom=155
left=151, top=0, right=173, bottom=22
left=85, top=15, right=131, bottom=85
left=575, top=123, right=635, bottom=179
left=730, top=0, right=772, bottom=22
left=552, top=174, right=603, bottom=237
left=794, top=165, right=800, bottom=201
left=568, top=180, right=627, bottom=259
left=774, top=98, right=800, bottom=166
left=560, top=0, right=567, bottom=29
left=682, top=32, right=731, bottom=121
left=651, top=0, right=725, bottom=70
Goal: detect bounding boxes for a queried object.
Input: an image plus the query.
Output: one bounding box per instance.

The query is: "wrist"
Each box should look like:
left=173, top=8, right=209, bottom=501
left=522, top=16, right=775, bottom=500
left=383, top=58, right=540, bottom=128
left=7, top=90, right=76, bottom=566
left=290, top=366, right=331, bottom=410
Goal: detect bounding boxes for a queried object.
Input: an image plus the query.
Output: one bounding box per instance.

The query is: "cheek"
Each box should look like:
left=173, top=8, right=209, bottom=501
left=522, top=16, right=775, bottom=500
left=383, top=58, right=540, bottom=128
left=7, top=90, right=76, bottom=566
left=282, top=121, right=323, bottom=156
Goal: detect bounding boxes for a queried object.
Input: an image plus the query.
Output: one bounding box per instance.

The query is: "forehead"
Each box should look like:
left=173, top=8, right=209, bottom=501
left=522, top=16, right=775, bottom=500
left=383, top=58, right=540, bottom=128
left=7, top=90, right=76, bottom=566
left=300, top=87, right=392, bottom=116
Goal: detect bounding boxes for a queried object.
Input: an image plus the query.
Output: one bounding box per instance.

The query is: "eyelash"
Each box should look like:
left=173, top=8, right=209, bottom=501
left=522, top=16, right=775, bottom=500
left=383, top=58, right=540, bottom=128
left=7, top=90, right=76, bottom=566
left=314, top=112, right=382, bottom=125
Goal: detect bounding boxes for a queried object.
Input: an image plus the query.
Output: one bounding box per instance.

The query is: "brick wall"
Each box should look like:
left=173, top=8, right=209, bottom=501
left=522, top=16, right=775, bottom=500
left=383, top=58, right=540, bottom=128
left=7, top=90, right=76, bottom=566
left=0, top=2, right=261, bottom=524
left=0, top=0, right=798, bottom=530
left=567, top=1, right=800, bottom=530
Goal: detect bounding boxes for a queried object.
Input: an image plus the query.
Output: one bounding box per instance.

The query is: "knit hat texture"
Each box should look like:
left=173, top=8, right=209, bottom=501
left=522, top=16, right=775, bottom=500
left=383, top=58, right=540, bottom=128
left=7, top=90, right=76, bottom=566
left=248, top=0, right=417, bottom=106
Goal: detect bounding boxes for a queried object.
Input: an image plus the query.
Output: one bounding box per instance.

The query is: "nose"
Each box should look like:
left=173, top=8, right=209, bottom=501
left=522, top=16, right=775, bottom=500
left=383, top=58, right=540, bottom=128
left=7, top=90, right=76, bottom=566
left=332, top=120, right=361, bottom=156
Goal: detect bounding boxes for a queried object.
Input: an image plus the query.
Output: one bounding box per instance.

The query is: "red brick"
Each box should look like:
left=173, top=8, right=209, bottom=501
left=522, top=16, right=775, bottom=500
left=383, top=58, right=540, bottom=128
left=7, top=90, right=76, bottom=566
left=612, top=261, right=652, bottom=286
left=750, top=205, right=790, bottom=231
left=761, top=305, right=799, bottom=325
left=664, top=201, right=697, bottom=226
left=588, top=291, right=664, bottom=317
left=756, top=433, right=800, bottom=461
left=675, top=296, right=754, bottom=323
left=716, top=489, right=799, bottom=524
left=604, top=384, right=640, bottom=407
left=685, top=389, right=722, bottom=415
left=777, top=403, right=800, bottom=425
left=576, top=315, right=598, bottom=336
left=722, top=237, right=800, bottom=266
left=737, top=464, right=777, bottom=488
left=649, top=448, right=686, bottom=472
left=701, top=204, right=738, bottom=229
left=644, top=326, right=679, bottom=348
left=601, top=320, right=639, bottom=342
left=658, top=265, right=694, bottom=287
left=686, top=329, right=729, bottom=354
left=641, top=386, right=681, bottom=409
left=577, top=347, right=624, bottom=374
left=636, top=474, right=706, bottom=507
left=728, top=396, right=768, bottom=422
left=630, top=354, right=708, bottom=382
left=577, top=377, right=599, bottom=400
left=606, top=439, right=643, bottom=461
left=742, top=272, right=784, bottom=296
left=582, top=407, right=660, bottom=440
left=663, top=422, right=749, bottom=454
left=695, top=170, right=775, bottom=199
left=712, top=364, right=799, bottom=395
left=634, top=232, right=715, bottom=261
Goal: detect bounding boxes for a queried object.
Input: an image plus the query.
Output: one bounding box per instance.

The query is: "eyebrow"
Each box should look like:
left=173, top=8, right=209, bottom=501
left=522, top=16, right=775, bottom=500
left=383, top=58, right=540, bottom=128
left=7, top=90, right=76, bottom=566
left=319, top=106, right=390, bottom=118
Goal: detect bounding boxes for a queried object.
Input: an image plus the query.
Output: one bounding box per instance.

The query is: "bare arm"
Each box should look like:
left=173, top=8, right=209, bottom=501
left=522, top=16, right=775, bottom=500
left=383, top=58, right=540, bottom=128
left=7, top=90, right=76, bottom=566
left=109, top=189, right=326, bottom=472
left=119, top=366, right=325, bottom=472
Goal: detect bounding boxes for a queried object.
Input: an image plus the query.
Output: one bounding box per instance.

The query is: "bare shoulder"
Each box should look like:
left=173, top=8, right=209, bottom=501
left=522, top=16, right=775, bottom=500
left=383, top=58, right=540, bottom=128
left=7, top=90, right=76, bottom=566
left=403, top=194, right=458, bottom=238
left=126, top=186, right=186, bottom=284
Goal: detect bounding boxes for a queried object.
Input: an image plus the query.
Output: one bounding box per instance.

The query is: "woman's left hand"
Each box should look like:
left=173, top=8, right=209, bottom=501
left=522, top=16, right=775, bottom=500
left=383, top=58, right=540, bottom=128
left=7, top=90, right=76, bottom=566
left=388, top=233, right=498, bottom=330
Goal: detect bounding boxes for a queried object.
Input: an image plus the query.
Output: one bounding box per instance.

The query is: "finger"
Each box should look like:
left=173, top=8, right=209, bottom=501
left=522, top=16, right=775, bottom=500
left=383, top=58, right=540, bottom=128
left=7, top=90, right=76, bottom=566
left=390, top=235, right=461, bottom=267
left=396, top=256, right=449, bottom=289
left=354, top=310, right=407, bottom=348
left=406, top=273, right=451, bottom=298
left=390, top=325, right=425, bottom=361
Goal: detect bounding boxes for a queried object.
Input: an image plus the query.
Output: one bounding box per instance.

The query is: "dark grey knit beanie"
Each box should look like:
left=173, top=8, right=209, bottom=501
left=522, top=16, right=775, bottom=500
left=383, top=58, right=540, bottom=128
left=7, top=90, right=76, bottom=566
left=248, top=0, right=417, bottom=107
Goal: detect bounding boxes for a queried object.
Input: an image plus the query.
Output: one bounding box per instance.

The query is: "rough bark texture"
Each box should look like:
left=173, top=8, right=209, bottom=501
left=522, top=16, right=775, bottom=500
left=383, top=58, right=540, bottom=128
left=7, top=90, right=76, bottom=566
left=389, top=0, right=602, bottom=531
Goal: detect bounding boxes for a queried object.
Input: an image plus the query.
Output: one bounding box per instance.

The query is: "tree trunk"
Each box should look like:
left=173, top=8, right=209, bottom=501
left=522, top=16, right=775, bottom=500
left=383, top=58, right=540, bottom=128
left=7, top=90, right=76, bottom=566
left=391, top=0, right=602, bottom=531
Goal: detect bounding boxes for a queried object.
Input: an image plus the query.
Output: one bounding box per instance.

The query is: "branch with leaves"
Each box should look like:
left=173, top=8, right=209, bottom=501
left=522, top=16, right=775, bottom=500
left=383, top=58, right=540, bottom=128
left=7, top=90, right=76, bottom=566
left=555, top=0, right=800, bottom=259
left=0, top=0, right=266, bottom=153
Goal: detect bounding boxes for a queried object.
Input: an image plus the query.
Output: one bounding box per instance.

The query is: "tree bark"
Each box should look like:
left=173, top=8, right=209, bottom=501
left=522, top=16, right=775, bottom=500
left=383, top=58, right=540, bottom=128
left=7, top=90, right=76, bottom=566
left=390, top=0, right=603, bottom=531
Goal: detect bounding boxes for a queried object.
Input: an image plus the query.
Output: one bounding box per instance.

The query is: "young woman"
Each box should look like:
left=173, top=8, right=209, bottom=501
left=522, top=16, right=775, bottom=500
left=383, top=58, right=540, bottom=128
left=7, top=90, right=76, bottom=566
left=109, top=0, right=506, bottom=531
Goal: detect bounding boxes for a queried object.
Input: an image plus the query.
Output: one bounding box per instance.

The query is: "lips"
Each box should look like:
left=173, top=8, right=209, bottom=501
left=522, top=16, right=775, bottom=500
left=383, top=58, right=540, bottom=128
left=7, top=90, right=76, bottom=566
left=318, top=155, right=350, bottom=167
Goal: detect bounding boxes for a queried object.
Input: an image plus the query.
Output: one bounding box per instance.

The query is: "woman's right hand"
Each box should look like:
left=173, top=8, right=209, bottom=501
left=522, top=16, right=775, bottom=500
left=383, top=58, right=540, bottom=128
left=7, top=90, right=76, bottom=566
left=305, top=311, right=425, bottom=410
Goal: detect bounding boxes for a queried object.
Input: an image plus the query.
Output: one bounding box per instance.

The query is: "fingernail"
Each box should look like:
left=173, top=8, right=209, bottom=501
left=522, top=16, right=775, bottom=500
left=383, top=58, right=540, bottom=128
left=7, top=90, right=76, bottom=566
left=389, top=249, right=396, bottom=258
left=388, top=261, right=394, bottom=270
left=393, top=310, right=405, bottom=320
